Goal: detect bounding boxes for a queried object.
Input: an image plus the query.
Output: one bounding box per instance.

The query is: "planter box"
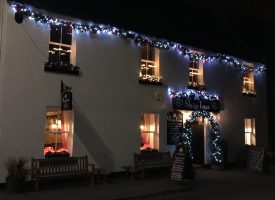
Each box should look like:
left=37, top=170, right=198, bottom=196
left=44, top=62, right=80, bottom=76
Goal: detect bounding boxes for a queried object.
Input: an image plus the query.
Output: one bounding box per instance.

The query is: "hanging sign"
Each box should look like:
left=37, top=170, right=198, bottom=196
left=167, top=111, right=183, bottom=145
left=61, top=81, right=72, bottom=110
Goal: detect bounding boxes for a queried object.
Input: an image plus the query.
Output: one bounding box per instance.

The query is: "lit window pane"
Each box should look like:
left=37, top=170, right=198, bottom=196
left=60, top=46, right=71, bottom=63
left=244, top=118, right=256, bottom=146
left=49, top=44, right=60, bottom=62
left=245, top=132, right=251, bottom=145
left=140, top=113, right=159, bottom=150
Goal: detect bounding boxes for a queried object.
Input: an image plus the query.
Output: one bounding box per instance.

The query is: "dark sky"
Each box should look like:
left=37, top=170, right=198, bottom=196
left=16, top=0, right=275, bottom=64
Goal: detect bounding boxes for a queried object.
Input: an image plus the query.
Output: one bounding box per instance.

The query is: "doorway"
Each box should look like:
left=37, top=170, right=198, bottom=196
left=191, top=117, right=204, bottom=164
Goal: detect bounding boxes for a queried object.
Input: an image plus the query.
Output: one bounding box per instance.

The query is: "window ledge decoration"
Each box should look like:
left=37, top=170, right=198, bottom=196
left=139, top=75, right=163, bottom=86
left=44, top=147, right=70, bottom=158
left=187, top=82, right=206, bottom=90
left=44, top=61, right=80, bottom=76
left=242, top=89, right=256, bottom=97
left=169, top=89, right=220, bottom=112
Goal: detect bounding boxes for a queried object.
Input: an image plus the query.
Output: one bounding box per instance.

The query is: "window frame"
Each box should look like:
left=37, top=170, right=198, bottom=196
left=244, top=118, right=256, bottom=146
left=242, top=71, right=256, bottom=96
left=48, top=25, right=73, bottom=64
left=188, top=57, right=205, bottom=90
left=139, top=44, right=162, bottom=85
left=140, top=113, right=160, bottom=151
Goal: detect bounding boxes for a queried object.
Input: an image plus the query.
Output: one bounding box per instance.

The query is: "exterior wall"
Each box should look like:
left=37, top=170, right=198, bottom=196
left=0, top=2, right=268, bottom=182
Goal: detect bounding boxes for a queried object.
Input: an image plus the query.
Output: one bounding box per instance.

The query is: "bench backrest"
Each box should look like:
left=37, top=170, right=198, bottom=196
left=31, top=156, right=88, bottom=178
left=134, top=152, right=171, bottom=168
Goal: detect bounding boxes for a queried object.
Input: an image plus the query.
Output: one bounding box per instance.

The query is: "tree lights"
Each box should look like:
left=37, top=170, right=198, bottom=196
left=9, top=1, right=266, bottom=73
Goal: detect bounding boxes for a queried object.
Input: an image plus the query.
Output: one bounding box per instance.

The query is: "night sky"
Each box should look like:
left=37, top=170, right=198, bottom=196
left=16, top=0, right=275, bottom=64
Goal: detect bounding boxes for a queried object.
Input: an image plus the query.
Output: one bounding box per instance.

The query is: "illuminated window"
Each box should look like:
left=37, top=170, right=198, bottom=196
left=140, top=113, right=159, bottom=151
left=242, top=71, right=256, bottom=96
left=244, top=118, right=256, bottom=146
left=139, top=44, right=162, bottom=85
left=44, top=107, right=74, bottom=157
left=49, top=25, right=73, bottom=64
left=188, top=57, right=205, bottom=90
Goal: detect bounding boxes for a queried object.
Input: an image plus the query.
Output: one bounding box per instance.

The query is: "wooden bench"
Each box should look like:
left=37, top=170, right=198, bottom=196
left=31, top=155, right=95, bottom=189
left=134, top=152, right=171, bottom=178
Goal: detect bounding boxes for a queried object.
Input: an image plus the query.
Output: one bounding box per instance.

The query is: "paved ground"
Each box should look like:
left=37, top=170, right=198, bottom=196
left=0, top=166, right=274, bottom=200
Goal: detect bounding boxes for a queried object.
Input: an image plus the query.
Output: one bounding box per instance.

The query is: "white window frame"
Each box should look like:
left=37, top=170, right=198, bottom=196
left=188, top=53, right=204, bottom=89
left=48, top=25, right=76, bottom=65
left=244, top=118, right=256, bottom=146
left=243, top=71, right=255, bottom=95
left=140, top=113, right=159, bottom=151
left=139, top=44, right=160, bottom=81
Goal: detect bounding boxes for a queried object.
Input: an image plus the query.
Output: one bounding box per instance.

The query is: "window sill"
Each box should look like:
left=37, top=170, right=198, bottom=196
left=139, top=79, right=163, bottom=86
left=44, top=62, right=80, bottom=76
left=187, top=84, right=206, bottom=90
left=242, top=92, right=256, bottom=97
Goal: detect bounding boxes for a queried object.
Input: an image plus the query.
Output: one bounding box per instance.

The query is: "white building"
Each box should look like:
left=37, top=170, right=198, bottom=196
left=0, top=0, right=268, bottom=182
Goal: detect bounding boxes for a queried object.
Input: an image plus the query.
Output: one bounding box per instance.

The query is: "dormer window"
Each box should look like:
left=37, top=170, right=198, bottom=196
left=139, top=44, right=162, bottom=85
left=188, top=57, right=205, bottom=90
left=242, top=63, right=256, bottom=96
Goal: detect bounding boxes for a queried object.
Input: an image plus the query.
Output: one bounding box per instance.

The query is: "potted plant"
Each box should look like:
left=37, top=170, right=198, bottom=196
left=5, top=157, right=29, bottom=193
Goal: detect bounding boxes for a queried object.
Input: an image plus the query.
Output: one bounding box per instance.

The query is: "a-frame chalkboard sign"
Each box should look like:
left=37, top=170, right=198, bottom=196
left=247, top=146, right=265, bottom=174
left=170, top=143, right=194, bottom=182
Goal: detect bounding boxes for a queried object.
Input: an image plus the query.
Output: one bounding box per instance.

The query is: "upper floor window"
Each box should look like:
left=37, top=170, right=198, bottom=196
left=45, top=25, right=80, bottom=75
left=188, top=57, right=205, bottom=90
left=242, top=71, right=256, bottom=96
left=139, top=44, right=162, bottom=85
left=244, top=118, right=256, bottom=146
left=49, top=25, right=72, bottom=64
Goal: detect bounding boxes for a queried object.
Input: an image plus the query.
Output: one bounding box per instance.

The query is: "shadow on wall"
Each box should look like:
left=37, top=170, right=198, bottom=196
left=74, top=105, right=114, bottom=170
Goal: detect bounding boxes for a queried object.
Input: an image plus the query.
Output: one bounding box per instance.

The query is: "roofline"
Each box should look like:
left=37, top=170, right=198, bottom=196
left=8, top=0, right=266, bottom=72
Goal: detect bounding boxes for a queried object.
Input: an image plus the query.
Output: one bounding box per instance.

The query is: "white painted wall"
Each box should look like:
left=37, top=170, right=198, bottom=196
left=0, top=3, right=268, bottom=182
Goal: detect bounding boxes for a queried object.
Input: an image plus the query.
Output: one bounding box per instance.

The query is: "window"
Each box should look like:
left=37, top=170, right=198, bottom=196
left=244, top=118, right=256, bottom=146
left=49, top=25, right=72, bottom=64
left=140, top=113, right=159, bottom=151
left=188, top=57, right=205, bottom=90
left=243, top=71, right=256, bottom=96
left=45, top=25, right=79, bottom=75
left=44, top=107, right=74, bottom=157
left=139, top=44, right=162, bottom=85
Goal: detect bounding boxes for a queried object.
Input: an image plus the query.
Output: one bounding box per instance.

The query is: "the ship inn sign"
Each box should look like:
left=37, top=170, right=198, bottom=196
left=170, top=91, right=220, bottom=112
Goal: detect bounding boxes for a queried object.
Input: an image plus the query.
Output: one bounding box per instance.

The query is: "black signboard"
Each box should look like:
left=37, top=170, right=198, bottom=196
left=167, top=111, right=183, bottom=145
left=61, top=81, right=72, bottom=110
left=170, top=144, right=186, bottom=182
left=247, top=146, right=265, bottom=173
left=172, top=96, right=220, bottom=112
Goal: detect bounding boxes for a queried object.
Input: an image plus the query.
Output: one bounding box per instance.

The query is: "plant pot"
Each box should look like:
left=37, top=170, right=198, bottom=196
left=6, top=177, right=26, bottom=193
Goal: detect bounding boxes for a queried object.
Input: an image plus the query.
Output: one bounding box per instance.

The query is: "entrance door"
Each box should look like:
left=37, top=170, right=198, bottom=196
left=191, top=119, right=204, bottom=164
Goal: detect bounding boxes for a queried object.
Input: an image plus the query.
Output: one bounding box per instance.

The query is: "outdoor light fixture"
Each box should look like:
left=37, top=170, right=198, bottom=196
left=15, top=11, right=24, bottom=24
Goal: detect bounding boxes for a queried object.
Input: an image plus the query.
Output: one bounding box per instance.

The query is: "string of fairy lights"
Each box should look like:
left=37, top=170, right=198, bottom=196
left=182, top=110, right=223, bottom=163
left=9, top=1, right=266, bottom=73
left=169, top=89, right=219, bottom=101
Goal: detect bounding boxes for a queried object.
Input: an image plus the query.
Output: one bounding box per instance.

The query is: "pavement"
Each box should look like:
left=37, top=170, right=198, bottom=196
left=0, top=166, right=273, bottom=200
